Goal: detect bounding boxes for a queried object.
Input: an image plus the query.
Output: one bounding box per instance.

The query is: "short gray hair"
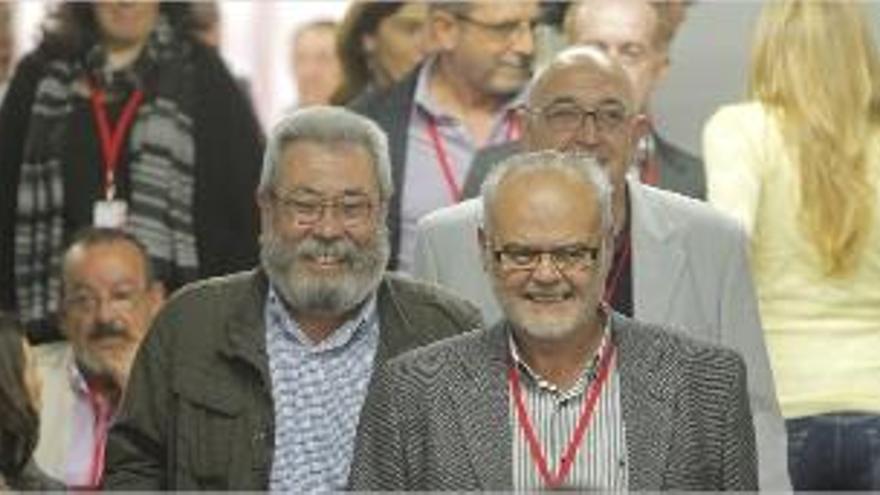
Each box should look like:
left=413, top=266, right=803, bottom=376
left=480, top=150, right=614, bottom=235
left=258, top=106, right=393, bottom=202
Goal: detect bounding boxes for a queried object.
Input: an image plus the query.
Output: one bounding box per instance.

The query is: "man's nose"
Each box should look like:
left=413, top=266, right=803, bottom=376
left=311, top=205, right=346, bottom=239
left=530, top=253, right=564, bottom=284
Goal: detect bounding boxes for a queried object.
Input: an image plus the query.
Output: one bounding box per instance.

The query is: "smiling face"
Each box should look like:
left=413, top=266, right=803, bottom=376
left=484, top=167, right=608, bottom=341
left=258, top=140, right=389, bottom=316
left=524, top=56, right=644, bottom=192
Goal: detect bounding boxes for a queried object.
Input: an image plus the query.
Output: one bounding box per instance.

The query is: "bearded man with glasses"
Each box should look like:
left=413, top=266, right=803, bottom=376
left=349, top=150, right=757, bottom=490
left=103, top=107, right=482, bottom=491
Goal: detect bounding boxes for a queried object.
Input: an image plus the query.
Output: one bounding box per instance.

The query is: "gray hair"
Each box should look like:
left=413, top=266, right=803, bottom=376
left=258, top=106, right=393, bottom=202
left=480, top=150, right=614, bottom=235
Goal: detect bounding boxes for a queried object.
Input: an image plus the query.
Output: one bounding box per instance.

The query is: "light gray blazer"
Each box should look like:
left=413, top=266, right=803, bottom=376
left=349, top=315, right=757, bottom=491
left=411, top=177, right=791, bottom=490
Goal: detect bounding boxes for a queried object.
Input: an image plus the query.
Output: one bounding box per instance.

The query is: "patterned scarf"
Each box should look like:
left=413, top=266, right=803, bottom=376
left=14, top=17, right=197, bottom=327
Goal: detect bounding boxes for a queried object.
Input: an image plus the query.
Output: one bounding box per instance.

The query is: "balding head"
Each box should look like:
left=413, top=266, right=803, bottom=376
left=529, top=46, right=635, bottom=110
left=521, top=46, right=646, bottom=190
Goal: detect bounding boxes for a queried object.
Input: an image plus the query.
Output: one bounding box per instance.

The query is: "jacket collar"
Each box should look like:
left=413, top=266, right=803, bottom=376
left=612, top=313, right=678, bottom=490
left=629, top=177, right=687, bottom=323
left=449, top=321, right=512, bottom=489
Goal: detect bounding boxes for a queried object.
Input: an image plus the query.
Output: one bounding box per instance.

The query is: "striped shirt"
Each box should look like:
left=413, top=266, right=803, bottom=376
left=510, top=325, right=628, bottom=491
left=265, top=286, right=380, bottom=493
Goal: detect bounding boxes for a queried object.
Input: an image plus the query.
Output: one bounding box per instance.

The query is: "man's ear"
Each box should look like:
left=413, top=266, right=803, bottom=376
left=630, top=112, right=652, bottom=146
left=477, top=225, right=491, bottom=273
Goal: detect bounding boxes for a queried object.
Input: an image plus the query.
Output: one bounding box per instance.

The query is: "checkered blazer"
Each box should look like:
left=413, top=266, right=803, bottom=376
left=349, top=313, right=757, bottom=491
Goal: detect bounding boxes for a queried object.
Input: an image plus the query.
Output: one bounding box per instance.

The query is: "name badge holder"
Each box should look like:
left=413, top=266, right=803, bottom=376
left=89, top=81, right=144, bottom=228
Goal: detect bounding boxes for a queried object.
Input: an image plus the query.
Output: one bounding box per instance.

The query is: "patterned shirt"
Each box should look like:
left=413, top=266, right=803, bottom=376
left=398, top=56, right=526, bottom=272
left=265, top=286, right=380, bottom=493
left=509, top=324, right=628, bottom=491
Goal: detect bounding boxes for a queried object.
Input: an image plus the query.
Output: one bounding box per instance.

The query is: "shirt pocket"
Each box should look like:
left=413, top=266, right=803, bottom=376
left=173, top=368, right=245, bottom=489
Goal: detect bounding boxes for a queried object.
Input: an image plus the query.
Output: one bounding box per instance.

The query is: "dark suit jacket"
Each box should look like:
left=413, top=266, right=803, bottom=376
left=349, top=314, right=757, bottom=491
left=104, top=269, right=482, bottom=490
left=349, top=67, right=421, bottom=269
left=461, top=134, right=706, bottom=200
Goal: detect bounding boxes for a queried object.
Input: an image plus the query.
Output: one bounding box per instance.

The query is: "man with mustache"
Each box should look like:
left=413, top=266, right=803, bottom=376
left=409, top=46, right=790, bottom=490
left=32, top=227, right=164, bottom=489
left=103, top=107, right=482, bottom=491
left=349, top=150, right=757, bottom=490
left=352, top=1, right=539, bottom=272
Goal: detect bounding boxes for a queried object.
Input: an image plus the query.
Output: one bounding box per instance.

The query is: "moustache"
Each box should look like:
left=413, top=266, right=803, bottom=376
left=295, top=236, right=358, bottom=264
left=87, top=322, right=128, bottom=342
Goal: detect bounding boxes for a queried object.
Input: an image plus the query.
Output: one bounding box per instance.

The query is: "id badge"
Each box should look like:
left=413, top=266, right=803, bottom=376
left=93, top=199, right=128, bottom=228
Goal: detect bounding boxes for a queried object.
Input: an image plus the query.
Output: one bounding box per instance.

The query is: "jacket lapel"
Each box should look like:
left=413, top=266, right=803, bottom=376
left=374, top=276, right=408, bottom=364
left=629, top=179, right=687, bottom=324
left=220, top=270, right=271, bottom=384
left=447, top=322, right=512, bottom=489
left=613, top=315, right=677, bottom=490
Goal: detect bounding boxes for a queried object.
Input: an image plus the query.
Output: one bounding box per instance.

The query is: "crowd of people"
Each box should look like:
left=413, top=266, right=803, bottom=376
left=0, top=0, right=878, bottom=492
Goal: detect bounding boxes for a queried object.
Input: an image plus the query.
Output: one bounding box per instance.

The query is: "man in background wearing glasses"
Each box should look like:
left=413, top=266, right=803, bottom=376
left=349, top=150, right=757, bottom=490
left=103, top=107, right=482, bottom=491
left=352, top=1, right=540, bottom=273
left=410, top=46, right=790, bottom=490
left=33, top=227, right=164, bottom=489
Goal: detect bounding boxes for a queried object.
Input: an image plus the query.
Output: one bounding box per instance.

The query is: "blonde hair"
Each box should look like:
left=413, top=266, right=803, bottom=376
left=749, top=0, right=880, bottom=276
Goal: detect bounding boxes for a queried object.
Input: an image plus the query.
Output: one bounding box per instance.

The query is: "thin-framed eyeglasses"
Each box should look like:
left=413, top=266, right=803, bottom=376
left=63, top=286, right=146, bottom=315
left=453, top=13, right=540, bottom=42
left=270, top=190, right=375, bottom=227
left=527, top=101, right=631, bottom=135
left=492, top=243, right=600, bottom=273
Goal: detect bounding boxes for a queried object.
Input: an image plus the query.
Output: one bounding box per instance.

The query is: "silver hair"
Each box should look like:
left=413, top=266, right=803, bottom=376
left=480, top=150, right=614, bottom=235
left=257, top=106, right=393, bottom=202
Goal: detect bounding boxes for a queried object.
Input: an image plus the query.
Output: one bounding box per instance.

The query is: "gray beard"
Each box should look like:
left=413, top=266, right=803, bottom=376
left=259, top=227, right=389, bottom=316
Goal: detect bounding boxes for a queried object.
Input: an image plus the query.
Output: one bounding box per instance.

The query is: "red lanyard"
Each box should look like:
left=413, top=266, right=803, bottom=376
left=425, top=110, right=521, bottom=203
left=509, top=342, right=616, bottom=489
left=85, top=386, right=113, bottom=488
left=604, top=230, right=632, bottom=304
left=89, top=83, right=144, bottom=200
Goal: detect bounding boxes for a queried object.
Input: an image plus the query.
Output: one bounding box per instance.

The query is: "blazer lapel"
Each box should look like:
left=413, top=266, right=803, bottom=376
left=629, top=179, right=687, bottom=324
left=614, top=315, right=678, bottom=490
left=447, top=322, right=512, bottom=489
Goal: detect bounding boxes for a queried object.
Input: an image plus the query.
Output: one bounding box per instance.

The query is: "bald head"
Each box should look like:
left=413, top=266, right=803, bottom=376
left=521, top=46, right=644, bottom=190
left=528, top=46, right=635, bottom=110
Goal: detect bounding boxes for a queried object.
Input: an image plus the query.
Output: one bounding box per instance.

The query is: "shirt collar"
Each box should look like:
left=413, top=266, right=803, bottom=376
left=509, top=314, right=613, bottom=398
left=266, top=285, right=379, bottom=354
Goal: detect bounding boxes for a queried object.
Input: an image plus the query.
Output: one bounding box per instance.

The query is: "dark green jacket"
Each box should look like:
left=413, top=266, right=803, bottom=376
left=103, top=269, right=482, bottom=490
